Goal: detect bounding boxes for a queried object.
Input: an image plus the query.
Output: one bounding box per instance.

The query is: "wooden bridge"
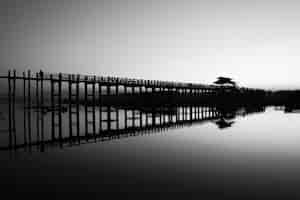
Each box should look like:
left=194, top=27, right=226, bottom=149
left=0, top=70, right=225, bottom=150
left=0, top=70, right=266, bottom=151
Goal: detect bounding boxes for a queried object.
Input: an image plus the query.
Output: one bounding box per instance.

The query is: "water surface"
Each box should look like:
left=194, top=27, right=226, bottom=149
left=1, top=106, right=300, bottom=199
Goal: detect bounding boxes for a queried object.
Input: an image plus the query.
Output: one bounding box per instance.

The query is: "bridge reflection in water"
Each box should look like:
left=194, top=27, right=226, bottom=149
left=0, top=104, right=266, bottom=152
left=1, top=70, right=267, bottom=151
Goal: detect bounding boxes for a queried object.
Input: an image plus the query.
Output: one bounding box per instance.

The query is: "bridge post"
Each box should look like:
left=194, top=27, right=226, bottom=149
left=36, top=72, right=40, bottom=145
left=116, top=79, right=119, bottom=130
left=84, top=76, right=88, bottom=139
left=159, top=84, right=162, bottom=125
left=190, top=106, right=192, bottom=121
left=23, top=72, right=27, bottom=146
left=139, top=86, right=142, bottom=127
left=152, top=107, right=155, bottom=126
left=40, top=71, right=44, bottom=151
left=124, top=85, right=128, bottom=129
left=145, top=112, right=148, bottom=127
left=159, top=107, right=162, bottom=126
left=76, top=75, right=80, bottom=142
left=8, top=70, right=12, bottom=149
left=98, top=81, right=102, bottom=134
left=175, top=106, right=179, bottom=123
left=50, top=74, right=55, bottom=141
left=183, top=106, right=185, bottom=121
left=12, top=70, right=16, bottom=149
left=27, top=70, right=32, bottom=146
left=92, top=76, right=96, bottom=139
left=107, top=84, right=111, bottom=131
left=186, top=105, right=188, bottom=121
left=58, top=73, right=62, bottom=147
left=131, top=86, right=135, bottom=129
left=68, top=74, right=72, bottom=140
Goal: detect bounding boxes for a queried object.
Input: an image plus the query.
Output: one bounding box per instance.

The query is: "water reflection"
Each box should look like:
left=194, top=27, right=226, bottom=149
left=213, top=105, right=266, bottom=129
left=0, top=112, right=5, bottom=120
left=0, top=103, right=271, bottom=151
left=284, top=104, right=300, bottom=113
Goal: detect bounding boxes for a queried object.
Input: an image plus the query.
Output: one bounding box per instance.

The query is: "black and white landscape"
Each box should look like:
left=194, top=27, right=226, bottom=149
left=1, top=0, right=300, bottom=199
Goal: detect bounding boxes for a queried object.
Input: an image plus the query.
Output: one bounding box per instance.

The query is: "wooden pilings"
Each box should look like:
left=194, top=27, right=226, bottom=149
left=84, top=76, right=88, bottom=139
left=34, top=71, right=45, bottom=150
left=139, top=86, right=142, bottom=127
left=92, top=76, right=96, bottom=139
left=8, top=70, right=12, bottom=149
left=23, top=72, right=27, bottom=146
left=36, top=72, right=40, bottom=145
left=40, top=71, right=44, bottom=150
left=50, top=74, right=55, bottom=141
left=107, top=85, right=111, bottom=131
left=116, top=82, right=119, bottom=130
left=12, top=70, right=16, bottom=148
left=27, top=70, right=32, bottom=146
left=68, top=74, right=72, bottom=140
left=7, top=70, right=16, bottom=149
left=58, top=73, right=62, bottom=146
left=131, top=87, right=135, bottom=129
left=50, top=73, right=63, bottom=146
left=98, top=82, right=102, bottom=134
left=3, top=69, right=252, bottom=151
left=76, top=75, right=80, bottom=142
left=67, top=74, right=81, bottom=143
left=124, top=85, right=128, bottom=129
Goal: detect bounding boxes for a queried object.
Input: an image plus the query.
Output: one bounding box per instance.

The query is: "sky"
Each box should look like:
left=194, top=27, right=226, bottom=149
left=1, top=0, right=300, bottom=89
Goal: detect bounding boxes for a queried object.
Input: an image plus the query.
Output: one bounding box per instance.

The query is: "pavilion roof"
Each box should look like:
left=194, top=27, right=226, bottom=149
left=214, top=79, right=236, bottom=85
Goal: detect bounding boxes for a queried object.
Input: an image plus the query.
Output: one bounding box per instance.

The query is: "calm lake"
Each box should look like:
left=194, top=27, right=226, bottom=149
left=1, top=106, right=300, bottom=199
